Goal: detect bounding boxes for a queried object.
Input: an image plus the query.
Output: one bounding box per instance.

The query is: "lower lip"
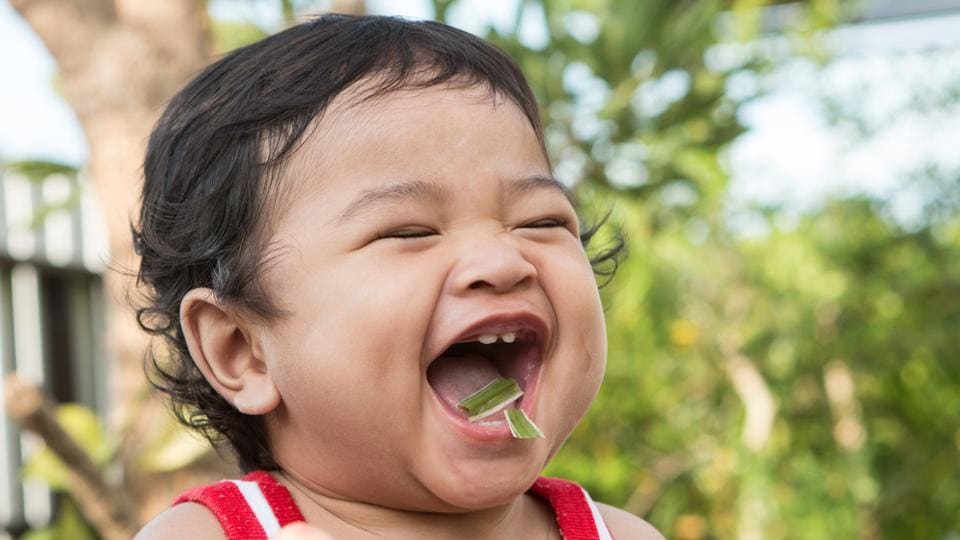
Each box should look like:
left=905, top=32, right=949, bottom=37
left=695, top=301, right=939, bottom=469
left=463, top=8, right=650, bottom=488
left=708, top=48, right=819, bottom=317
left=429, top=372, right=542, bottom=443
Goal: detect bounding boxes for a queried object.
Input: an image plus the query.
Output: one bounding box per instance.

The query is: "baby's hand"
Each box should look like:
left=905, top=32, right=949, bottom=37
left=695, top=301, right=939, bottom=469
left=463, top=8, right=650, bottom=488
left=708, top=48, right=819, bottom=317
left=274, top=522, right=335, bottom=539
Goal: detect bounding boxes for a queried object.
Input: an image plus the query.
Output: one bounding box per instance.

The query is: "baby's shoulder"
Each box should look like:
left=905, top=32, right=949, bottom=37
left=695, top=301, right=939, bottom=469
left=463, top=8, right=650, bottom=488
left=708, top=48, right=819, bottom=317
left=596, top=502, right=665, bottom=540
left=135, top=502, right=225, bottom=540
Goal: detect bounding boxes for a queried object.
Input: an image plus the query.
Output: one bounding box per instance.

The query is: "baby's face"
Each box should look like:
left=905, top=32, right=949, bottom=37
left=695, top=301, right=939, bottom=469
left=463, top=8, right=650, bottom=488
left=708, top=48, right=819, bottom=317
left=256, top=84, right=606, bottom=511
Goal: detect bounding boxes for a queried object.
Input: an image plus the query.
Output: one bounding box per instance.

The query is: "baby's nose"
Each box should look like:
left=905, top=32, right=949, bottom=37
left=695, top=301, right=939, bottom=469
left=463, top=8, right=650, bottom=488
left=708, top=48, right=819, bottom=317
left=448, top=234, right=537, bottom=294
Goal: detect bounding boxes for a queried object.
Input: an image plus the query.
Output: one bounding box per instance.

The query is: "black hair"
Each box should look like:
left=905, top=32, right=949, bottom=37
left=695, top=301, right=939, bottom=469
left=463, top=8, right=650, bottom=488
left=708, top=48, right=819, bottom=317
left=134, top=14, right=623, bottom=472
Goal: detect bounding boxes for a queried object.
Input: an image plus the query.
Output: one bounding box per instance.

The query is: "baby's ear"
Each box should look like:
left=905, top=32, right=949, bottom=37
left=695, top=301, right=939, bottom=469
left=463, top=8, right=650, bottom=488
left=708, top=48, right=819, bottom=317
left=179, top=288, right=280, bottom=415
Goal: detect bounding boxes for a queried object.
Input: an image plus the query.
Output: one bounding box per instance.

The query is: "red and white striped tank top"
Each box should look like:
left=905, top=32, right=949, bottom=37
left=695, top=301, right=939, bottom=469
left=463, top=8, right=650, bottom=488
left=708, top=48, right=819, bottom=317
left=175, top=470, right=613, bottom=539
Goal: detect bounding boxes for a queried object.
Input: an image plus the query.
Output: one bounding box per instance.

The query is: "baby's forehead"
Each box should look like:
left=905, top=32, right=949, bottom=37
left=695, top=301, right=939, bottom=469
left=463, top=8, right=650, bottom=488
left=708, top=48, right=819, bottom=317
left=323, top=80, right=508, bottom=125
left=284, top=82, right=537, bottom=174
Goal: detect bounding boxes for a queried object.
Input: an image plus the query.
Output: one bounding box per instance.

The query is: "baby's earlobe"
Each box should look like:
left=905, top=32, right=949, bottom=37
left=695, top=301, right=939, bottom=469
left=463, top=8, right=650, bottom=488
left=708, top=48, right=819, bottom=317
left=231, top=372, right=281, bottom=415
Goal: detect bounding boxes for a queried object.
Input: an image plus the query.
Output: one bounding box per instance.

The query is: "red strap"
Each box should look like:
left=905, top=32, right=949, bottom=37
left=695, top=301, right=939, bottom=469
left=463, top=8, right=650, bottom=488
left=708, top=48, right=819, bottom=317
left=174, top=481, right=267, bottom=540
left=529, top=476, right=602, bottom=540
left=175, top=472, right=601, bottom=539
left=242, top=471, right=306, bottom=527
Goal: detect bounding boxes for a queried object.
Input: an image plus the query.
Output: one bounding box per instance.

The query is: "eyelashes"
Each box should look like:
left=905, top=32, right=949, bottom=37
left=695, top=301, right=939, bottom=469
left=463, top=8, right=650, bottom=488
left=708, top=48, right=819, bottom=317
left=521, top=217, right=569, bottom=229
left=376, top=228, right=435, bottom=240
left=376, top=218, right=572, bottom=241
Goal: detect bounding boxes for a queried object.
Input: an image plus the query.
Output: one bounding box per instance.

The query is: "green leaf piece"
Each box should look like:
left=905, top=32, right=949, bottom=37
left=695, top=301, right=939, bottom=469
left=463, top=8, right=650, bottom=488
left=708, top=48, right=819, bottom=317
left=457, top=377, right=523, bottom=421
left=505, top=409, right=544, bottom=439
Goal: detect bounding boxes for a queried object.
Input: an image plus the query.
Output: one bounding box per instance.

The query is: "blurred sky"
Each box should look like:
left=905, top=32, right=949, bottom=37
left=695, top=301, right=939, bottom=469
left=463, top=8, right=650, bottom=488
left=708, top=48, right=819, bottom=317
left=1, top=0, right=959, bottom=220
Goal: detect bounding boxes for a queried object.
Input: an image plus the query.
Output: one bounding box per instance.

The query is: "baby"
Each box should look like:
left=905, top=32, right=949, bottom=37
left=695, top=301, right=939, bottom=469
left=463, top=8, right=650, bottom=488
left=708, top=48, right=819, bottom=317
left=134, top=14, right=662, bottom=539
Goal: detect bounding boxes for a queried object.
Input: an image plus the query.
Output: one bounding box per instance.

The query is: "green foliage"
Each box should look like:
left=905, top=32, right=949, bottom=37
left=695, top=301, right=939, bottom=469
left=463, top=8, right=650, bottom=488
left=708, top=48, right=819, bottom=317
left=21, top=498, right=96, bottom=540
left=22, top=405, right=114, bottom=489
left=475, top=0, right=748, bottom=202
left=543, top=182, right=960, bottom=538
left=19, top=405, right=112, bottom=539
left=17, top=400, right=211, bottom=537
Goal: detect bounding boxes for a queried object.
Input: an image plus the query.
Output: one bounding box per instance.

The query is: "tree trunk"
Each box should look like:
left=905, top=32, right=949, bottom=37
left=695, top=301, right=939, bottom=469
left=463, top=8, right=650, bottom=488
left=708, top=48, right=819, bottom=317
left=10, top=0, right=218, bottom=522
left=10, top=0, right=210, bottom=425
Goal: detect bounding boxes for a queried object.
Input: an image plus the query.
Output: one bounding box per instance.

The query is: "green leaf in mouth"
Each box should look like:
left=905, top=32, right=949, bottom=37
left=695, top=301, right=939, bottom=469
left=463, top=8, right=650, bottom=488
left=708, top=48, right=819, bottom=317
left=457, top=377, right=523, bottom=421
left=505, top=408, right=544, bottom=439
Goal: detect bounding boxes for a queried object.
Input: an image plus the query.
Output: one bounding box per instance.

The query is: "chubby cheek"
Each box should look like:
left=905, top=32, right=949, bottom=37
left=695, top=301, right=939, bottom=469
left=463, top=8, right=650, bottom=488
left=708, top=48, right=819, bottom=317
left=536, top=245, right=607, bottom=441
left=263, top=253, right=442, bottom=444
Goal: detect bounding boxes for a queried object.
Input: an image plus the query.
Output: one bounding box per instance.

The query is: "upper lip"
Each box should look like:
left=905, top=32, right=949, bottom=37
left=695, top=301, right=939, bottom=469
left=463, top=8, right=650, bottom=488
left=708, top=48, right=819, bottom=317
left=425, top=310, right=550, bottom=365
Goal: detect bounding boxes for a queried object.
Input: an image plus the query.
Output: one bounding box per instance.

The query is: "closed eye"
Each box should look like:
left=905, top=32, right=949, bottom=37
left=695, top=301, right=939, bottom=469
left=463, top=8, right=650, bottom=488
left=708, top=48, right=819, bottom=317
left=377, top=228, right=437, bottom=240
left=521, top=217, right=570, bottom=229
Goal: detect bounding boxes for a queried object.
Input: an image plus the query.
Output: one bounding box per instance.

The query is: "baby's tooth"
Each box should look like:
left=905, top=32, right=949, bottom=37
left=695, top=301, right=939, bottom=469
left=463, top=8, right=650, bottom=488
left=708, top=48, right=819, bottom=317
left=478, top=334, right=498, bottom=345
left=501, top=332, right=516, bottom=343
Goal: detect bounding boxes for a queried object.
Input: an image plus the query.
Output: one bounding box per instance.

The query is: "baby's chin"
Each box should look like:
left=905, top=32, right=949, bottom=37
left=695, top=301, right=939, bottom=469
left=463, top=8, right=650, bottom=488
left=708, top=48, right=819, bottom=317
left=420, top=467, right=542, bottom=512
left=406, top=390, right=589, bottom=512
left=409, top=435, right=558, bottom=512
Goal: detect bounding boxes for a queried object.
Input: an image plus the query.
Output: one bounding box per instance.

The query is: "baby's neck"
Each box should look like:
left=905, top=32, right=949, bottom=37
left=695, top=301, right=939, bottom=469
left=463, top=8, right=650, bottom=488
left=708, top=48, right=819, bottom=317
left=277, top=471, right=558, bottom=539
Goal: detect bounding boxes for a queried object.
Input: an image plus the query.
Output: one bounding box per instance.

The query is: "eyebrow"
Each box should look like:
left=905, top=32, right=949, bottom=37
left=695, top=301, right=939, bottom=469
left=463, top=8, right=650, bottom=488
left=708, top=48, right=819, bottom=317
left=336, top=175, right=571, bottom=223
left=337, top=180, right=449, bottom=222
left=502, top=175, right=573, bottom=206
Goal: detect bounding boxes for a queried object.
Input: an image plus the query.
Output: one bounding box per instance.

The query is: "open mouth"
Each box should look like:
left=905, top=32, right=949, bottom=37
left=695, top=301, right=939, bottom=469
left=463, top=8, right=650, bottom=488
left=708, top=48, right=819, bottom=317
left=426, top=329, right=543, bottom=422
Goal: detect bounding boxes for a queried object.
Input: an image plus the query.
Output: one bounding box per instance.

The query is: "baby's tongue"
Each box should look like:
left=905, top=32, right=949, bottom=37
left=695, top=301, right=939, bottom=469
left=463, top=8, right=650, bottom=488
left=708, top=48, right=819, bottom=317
left=427, top=354, right=501, bottom=414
